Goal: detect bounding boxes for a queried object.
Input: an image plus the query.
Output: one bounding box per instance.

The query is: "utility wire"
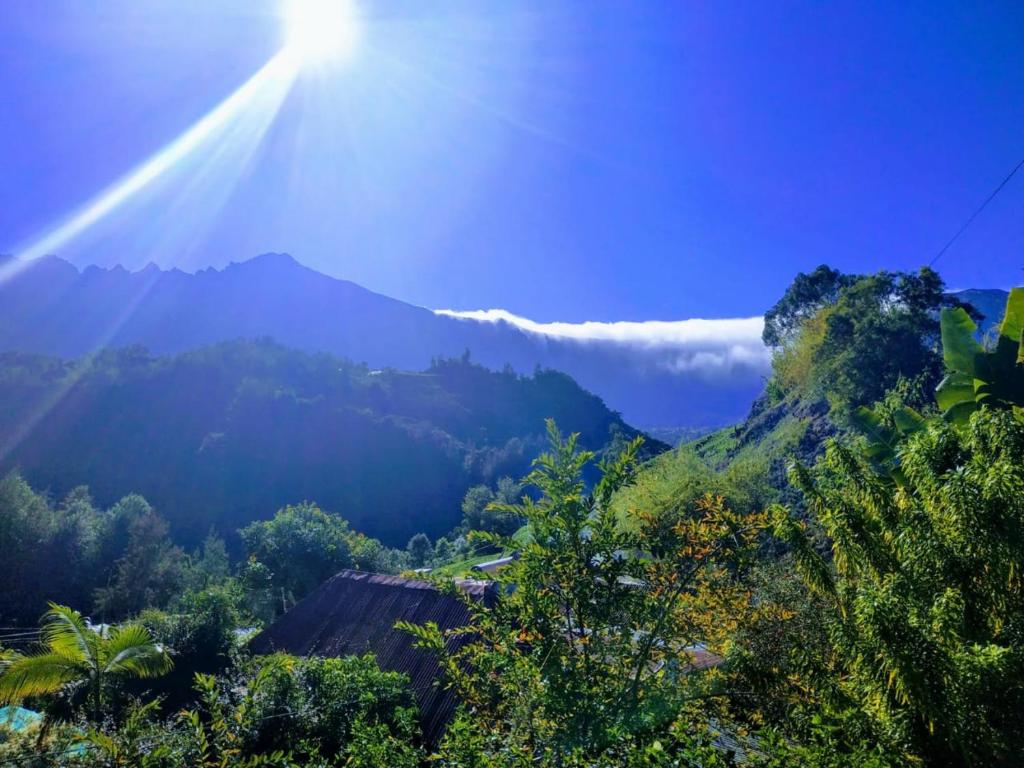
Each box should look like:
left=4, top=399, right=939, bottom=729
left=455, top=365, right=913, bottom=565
left=929, top=156, right=1024, bottom=267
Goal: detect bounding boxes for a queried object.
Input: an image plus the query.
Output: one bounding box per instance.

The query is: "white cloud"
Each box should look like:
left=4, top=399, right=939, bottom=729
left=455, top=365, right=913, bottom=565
left=434, top=308, right=771, bottom=376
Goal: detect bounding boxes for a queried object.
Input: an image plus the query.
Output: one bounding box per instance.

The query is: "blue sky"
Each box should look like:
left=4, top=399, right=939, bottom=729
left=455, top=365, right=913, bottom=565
left=1, top=1, right=1022, bottom=321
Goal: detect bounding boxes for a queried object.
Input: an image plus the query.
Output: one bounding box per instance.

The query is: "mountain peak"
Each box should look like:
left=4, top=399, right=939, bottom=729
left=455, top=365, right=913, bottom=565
left=236, top=252, right=301, bottom=270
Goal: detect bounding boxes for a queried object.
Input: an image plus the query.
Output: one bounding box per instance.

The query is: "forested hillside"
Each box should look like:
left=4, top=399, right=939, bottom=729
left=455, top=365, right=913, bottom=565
left=684, top=267, right=997, bottom=502
left=0, top=339, right=660, bottom=546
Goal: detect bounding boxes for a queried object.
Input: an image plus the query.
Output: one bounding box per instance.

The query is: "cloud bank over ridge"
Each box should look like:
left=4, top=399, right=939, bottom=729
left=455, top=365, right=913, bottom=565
left=434, top=308, right=771, bottom=378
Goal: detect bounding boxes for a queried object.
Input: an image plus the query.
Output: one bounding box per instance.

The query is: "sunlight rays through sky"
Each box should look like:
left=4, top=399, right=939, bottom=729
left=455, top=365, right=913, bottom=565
left=2, top=0, right=380, bottom=287
left=2, top=1, right=588, bottom=297
left=1, top=0, right=1021, bottom=458
left=3, top=51, right=299, bottom=286
left=0, top=1, right=369, bottom=460
left=0, top=0, right=584, bottom=462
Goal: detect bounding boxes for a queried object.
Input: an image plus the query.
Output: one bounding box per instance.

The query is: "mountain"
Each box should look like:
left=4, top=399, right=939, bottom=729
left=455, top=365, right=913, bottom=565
left=0, top=340, right=662, bottom=547
left=0, top=254, right=768, bottom=429
left=951, top=288, right=1012, bottom=337
left=684, top=284, right=1011, bottom=512
left=624, top=274, right=1014, bottom=531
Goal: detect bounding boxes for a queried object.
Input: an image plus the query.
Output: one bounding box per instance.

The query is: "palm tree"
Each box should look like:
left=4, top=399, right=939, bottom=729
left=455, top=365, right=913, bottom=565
left=0, top=603, right=172, bottom=721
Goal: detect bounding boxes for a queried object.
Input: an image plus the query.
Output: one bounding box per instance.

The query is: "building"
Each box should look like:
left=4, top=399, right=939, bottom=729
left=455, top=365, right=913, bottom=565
left=249, top=569, right=496, bottom=745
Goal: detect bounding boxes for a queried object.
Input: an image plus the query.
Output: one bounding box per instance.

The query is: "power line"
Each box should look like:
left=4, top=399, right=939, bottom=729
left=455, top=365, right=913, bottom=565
left=929, top=155, right=1024, bottom=267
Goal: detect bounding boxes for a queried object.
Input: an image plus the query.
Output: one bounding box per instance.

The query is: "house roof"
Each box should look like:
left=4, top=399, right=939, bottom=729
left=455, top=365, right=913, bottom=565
left=470, top=552, right=519, bottom=573
left=249, top=570, right=496, bottom=745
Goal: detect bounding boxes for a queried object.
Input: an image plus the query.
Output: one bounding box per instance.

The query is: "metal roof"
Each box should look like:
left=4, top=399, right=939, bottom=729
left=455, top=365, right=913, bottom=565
left=249, top=570, right=496, bottom=745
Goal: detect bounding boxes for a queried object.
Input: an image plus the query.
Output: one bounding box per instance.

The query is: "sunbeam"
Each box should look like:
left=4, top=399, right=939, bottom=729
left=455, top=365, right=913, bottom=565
left=0, top=45, right=303, bottom=460
left=1, top=49, right=300, bottom=286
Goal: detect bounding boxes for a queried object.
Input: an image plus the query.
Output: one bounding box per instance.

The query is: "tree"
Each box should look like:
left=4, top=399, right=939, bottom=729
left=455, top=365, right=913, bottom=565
left=460, top=477, right=525, bottom=537
left=766, top=267, right=965, bottom=419
left=771, top=290, right=1024, bottom=767
left=406, top=533, right=432, bottom=568
left=762, top=265, right=856, bottom=347
left=775, top=407, right=1024, bottom=766
left=813, top=269, right=950, bottom=416
left=460, top=484, right=494, bottom=528
left=179, top=653, right=420, bottom=765
left=0, top=475, right=104, bottom=625
left=183, top=533, right=231, bottom=592
left=94, top=511, right=184, bottom=619
left=401, top=420, right=766, bottom=759
left=138, top=583, right=250, bottom=709
left=0, top=604, right=172, bottom=721
left=240, top=503, right=355, bottom=611
left=432, top=536, right=455, bottom=565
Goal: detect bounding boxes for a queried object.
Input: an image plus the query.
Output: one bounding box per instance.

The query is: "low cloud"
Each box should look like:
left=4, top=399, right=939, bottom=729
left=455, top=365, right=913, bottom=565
left=434, top=308, right=771, bottom=376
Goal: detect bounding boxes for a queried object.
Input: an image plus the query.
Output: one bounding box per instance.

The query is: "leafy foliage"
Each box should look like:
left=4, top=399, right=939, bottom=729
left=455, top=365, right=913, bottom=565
left=94, top=511, right=185, bottom=619
left=774, top=408, right=1024, bottom=765
left=406, top=533, right=433, bottom=568
left=0, top=479, right=187, bottom=625
left=459, top=476, right=526, bottom=538
left=790, top=268, right=953, bottom=417
left=239, top=503, right=356, bottom=610
left=770, top=288, right=1024, bottom=768
left=762, top=264, right=856, bottom=348
left=937, top=287, right=1024, bottom=422
left=181, top=653, right=421, bottom=766
left=0, top=604, right=172, bottom=721
left=401, top=420, right=768, bottom=761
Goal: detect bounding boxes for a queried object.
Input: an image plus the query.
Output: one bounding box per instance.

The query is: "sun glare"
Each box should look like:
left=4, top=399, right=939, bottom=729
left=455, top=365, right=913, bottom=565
left=284, top=0, right=361, bottom=65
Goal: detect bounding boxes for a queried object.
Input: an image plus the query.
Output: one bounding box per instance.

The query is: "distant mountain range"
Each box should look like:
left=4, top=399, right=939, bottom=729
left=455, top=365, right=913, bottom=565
left=0, top=254, right=770, bottom=429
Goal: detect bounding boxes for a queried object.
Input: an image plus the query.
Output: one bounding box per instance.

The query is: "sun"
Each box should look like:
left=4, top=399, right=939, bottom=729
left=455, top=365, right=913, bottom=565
left=284, top=0, right=362, bottom=65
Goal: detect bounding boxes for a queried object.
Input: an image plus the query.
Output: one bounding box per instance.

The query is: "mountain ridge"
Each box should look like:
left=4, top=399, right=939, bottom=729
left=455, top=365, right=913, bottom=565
left=0, top=253, right=768, bottom=429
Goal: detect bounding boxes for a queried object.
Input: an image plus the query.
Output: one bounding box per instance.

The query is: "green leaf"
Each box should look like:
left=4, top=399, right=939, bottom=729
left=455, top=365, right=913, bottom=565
left=770, top=505, right=836, bottom=600
left=942, top=400, right=979, bottom=426
left=0, top=652, right=81, bottom=703
left=850, top=406, right=896, bottom=461
left=892, top=406, right=925, bottom=436
left=103, top=624, right=173, bottom=678
left=940, top=306, right=983, bottom=378
left=41, top=603, right=95, bottom=665
left=998, top=287, right=1024, bottom=352
left=935, top=372, right=977, bottom=412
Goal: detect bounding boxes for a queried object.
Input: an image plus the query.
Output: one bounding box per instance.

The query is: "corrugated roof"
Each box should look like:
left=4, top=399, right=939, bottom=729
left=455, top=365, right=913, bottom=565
left=249, top=570, right=496, bottom=745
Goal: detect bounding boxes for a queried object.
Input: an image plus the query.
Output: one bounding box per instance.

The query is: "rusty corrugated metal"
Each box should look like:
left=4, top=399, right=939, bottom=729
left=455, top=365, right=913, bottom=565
left=249, top=570, right=495, bottom=745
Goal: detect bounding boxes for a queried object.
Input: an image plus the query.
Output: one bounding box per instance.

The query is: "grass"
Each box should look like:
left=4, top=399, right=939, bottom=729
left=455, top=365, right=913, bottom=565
left=430, top=553, right=500, bottom=577
left=690, top=425, right=739, bottom=467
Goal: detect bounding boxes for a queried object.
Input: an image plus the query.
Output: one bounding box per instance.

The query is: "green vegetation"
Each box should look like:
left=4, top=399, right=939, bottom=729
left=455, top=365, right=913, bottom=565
left=0, top=482, right=189, bottom=625
left=774, top=407, right=1024, bottom=764
left=695, top=266, right=980, bottom=516
left=937, top=287, right=1024, bottom=421
left=458, top=476, right=526, bottom=538
left=0, top=270, right=1020, bottom=766
left=0, top=604, right=171, bottom=722
left=0, top=478, right=417, bottom=632
left=0, top=340, right=660, bottom=548
left=240, top=502, right=402, bottom=615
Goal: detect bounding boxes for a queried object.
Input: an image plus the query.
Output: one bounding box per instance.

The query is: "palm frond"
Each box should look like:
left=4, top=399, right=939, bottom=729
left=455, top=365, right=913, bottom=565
left=0, top=652, right=81, bottom=703
left=41, top=603, right=96, bottom=665
left=102, top=624, right=173, bottom=679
